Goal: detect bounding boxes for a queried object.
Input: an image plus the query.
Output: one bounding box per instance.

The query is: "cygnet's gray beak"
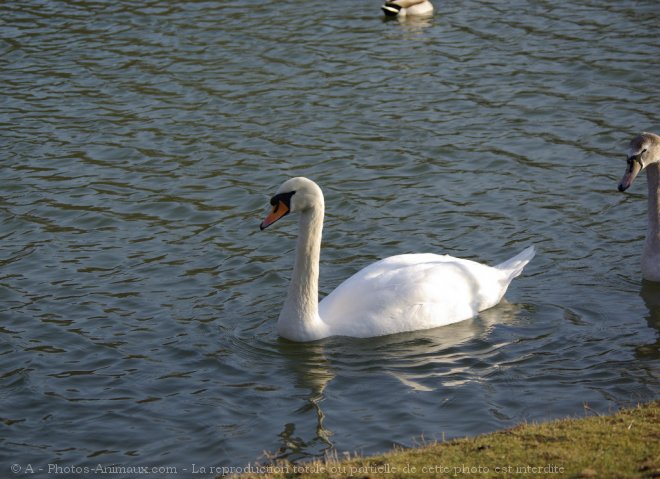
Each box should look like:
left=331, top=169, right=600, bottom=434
left=618, top=157, right=642, bottom=192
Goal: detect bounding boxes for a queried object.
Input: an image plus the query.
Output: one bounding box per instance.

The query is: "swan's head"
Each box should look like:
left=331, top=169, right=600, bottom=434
left=260, top=177, right=324, bottom=230
left=618, top=132, right=660, bottom=192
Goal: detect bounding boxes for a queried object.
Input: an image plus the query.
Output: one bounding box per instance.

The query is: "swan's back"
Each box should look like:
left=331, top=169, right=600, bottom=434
left=318, top=246, right=535, bottom=338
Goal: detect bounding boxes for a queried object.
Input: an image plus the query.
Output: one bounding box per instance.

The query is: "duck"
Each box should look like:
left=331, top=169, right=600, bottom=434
left=617, top=132, right=660, bottom=282
left=381, top=0, right=434, bottom=18
left=260, top=177, right=535, bottom=342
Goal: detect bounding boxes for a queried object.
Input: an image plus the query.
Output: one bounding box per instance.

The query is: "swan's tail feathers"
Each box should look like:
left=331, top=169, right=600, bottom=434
left=495, top=245, right=536, bottom=280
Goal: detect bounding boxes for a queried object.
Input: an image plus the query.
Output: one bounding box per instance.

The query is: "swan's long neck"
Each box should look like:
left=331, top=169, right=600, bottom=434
left=277, top=203, right=328, bottom=341
left=643, top=163, right=660, bottom=280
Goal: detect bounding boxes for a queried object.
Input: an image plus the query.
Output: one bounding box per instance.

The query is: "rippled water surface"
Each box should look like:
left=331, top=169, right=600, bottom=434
left=1, top=0, right=659, bottom=476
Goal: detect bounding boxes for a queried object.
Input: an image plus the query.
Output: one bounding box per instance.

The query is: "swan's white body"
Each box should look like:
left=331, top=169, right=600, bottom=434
left=381, top=0, right=434, bottom=18
left=618, top=132, right=660, bottom=282
left=317, top=250, right=534, bottom=338
left=261, top=178, right=535, bottom=342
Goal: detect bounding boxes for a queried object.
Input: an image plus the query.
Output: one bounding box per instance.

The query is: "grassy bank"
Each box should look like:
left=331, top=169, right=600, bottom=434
left=230, top=401, right=659, bottom=479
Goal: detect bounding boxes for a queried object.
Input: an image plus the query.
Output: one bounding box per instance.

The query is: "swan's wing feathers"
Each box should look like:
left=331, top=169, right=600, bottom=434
left=319, top=254, right=506, bottom=337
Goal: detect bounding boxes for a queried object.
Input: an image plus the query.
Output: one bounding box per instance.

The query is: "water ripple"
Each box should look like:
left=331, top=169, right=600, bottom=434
left=1, top=0, right=658, bottom=471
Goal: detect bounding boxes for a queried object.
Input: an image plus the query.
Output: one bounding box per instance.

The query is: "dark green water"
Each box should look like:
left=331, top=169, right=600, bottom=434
left=1, top=0, right=658, bottom=476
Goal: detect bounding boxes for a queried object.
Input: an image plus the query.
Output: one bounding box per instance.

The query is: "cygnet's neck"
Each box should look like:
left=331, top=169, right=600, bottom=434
left=277, top=204, right=329, bottom=341
left=643, top=163, right=660, bottom=281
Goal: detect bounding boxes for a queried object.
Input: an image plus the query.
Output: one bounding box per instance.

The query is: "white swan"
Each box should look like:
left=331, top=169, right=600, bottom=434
left=618, top=132, right=660, bottom=282
left=260, top=177, right=535, bottom=342
left=381, top=0, right=434, bottom=18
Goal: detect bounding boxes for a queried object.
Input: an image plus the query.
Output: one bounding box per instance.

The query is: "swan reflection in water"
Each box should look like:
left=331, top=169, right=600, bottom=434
left=638, top=281, right=660, bottom=361
left=270, top=301, right=522, bottom=461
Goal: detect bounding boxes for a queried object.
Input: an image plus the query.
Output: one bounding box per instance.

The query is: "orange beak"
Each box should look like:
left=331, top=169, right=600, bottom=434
left=260, top=200, right=290, bottom=230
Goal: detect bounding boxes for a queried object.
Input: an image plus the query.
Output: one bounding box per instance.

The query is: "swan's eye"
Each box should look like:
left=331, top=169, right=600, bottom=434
left=270, top=191, right=296, bottom=209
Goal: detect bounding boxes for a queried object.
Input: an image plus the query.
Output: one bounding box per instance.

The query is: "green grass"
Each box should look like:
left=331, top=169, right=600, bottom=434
left=229, top=401, right=659, bottom=478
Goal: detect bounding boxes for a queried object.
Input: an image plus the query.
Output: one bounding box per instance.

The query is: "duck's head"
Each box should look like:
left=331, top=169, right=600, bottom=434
left=381, top=2, right=403, bottom=16
left=618, top=132, right=660, bottom=192
left=260, top=177, right=324, bottom=230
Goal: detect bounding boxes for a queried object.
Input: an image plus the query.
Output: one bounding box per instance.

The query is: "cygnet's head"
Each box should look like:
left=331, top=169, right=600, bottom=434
left=260, top=177, right=324, bottom=230
left=618, top=132, right=660, bottom=192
